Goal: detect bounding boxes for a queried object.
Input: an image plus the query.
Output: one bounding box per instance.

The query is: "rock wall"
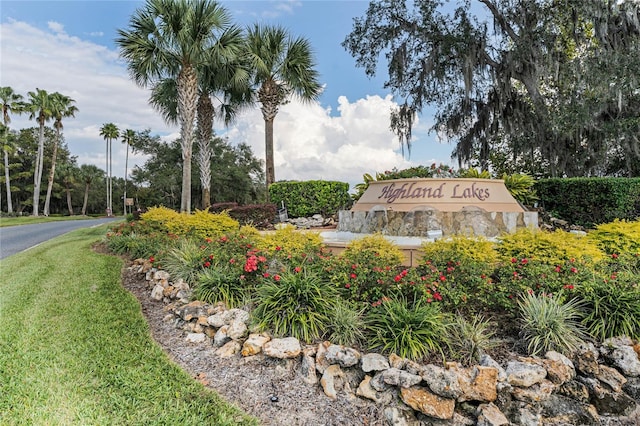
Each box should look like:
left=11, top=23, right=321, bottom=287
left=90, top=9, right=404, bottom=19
left=135, top=260, right=640, bottom=425
left=337, top=207, right=538, bottom=238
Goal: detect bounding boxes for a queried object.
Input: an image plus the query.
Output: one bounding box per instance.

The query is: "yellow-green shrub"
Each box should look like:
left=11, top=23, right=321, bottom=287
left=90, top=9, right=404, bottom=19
left=165, top=210, right=239, bottom=239
left=140, top=206, right=180, bottom=231
left=257, top=224, right=324, bottom=262
left=341, top=233, right=404, bottom=266
left=419, top=235, right=498, bottom=267
left=587, top=219, right=640, bottom=255
left=496, top=228, right=604, bottom=265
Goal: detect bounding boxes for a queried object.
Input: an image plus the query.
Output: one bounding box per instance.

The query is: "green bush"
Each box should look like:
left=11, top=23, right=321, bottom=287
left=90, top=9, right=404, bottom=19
left=366, top=297, right=448, bottom=361
left=577, top=274, right=640, bottom=341
left=269, top=180, right=351, bottom=217
left=327, top=299, right=367, bottom=347
left=194, top=267, right=249, bottom=309
left=535, top=178, right=640, bottom=227
left=446, top=315, right=498, bottom=365
left=251, top=268, right=338, bottom=343
left=159, top=239, right=206, bottom=285
left=518, top=292, right=588, bottom=356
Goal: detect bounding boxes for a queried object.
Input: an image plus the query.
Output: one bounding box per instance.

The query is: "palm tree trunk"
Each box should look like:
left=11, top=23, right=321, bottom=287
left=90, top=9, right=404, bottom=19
left=109, top=138, right=113, bottom=215
left=4, top=148, right=12, bottom=213
left=265, top=117, right=275, bottom=191
left=105, top=140, right=109, bottom=215
left=123, top=143, right=129, bottom=215
left=197, top=93, right=213, bottom=210
left=32, top=121, right=45, bottom=216
left=66, top=183, right=74, bottom=215
left=177, top=65, right=198, bottom=213
left=82, top=182, right=89, bottom=216
left=43, top=130, right=61, bottom=216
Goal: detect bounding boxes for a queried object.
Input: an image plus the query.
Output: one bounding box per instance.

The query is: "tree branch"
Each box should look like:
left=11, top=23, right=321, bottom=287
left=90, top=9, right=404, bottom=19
left=479, top=0, right=519, bottom=42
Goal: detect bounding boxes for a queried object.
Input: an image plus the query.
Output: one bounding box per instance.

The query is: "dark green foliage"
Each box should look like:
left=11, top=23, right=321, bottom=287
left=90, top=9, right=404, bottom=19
left=194, top=267, right=248, bottom=309
left=227, top=204, right=277, bottom=228
left=251, top=268, right=338, bottom=343
left=366, top=297, right=448, bottom=361
left=577, top=274, right=640, bottom=341
left=536, top=178, right=640, bottom=227
left=269, top=180, right=351, bottom=217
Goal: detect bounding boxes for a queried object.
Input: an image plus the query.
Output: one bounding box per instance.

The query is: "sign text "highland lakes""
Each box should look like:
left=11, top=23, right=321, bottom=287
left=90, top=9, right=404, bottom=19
left=378, top=181, right=491, bottom=203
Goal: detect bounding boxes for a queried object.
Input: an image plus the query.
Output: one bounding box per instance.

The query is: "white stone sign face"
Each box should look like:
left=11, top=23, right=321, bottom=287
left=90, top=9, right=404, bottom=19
left=352, top=178, right=524, bottom=213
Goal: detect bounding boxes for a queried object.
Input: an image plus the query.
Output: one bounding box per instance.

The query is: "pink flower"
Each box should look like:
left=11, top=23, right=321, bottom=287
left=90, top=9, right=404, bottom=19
left=350, top=273, right=357, bottom=279
left=439, top=275, right=446, bottom=282
left=521, top=258, right=528, bottom=265
left=275, top=246, right=282, bottom=251
left=274, top=275, right=281, bottom=281
left=294, top=266, right=302, bottom=273
left=555, top=266, right=561, bottom=273
left=570, top=267, right=578, bottom=273
left=263, top=272, right=270, bottom=278
left=612, top=253, right=619, bottom=259
left=345, top=283, right=351, bottom=289
left=433, top=292, right=442, bottom=301
left=511, top=257, right=517, bottom=263
left=204, top=261, right=211, bottom=268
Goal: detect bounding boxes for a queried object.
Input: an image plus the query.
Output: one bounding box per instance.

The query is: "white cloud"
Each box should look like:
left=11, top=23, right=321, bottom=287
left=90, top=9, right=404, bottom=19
left=1, top=18, right=424, bottom=193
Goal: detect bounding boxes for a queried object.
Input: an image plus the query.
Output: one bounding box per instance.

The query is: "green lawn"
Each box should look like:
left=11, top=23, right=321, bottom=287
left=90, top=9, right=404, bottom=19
left=0, top=226, right=258, bottom=425
left=0, top=215, right=110, bottom=228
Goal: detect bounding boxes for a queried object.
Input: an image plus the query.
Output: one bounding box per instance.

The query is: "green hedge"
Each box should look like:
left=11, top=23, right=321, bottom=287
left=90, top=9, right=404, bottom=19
left=535, top=178, right=640, bottom=227
left=269, top=180, right=352, bottom=218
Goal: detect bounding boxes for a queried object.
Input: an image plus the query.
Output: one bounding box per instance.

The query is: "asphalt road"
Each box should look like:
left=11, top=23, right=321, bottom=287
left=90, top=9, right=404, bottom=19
left=0, top=217, right=120, bottom=260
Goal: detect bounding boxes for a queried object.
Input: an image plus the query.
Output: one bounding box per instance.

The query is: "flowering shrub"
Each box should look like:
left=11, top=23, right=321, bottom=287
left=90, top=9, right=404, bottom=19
left=496, top=228, right=605, bottom=266
left=492, top=257, right=594, bottom=311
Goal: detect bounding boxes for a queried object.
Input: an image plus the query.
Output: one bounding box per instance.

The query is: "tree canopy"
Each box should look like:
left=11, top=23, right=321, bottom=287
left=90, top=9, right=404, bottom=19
left=343, top=0, right=640, bottom=177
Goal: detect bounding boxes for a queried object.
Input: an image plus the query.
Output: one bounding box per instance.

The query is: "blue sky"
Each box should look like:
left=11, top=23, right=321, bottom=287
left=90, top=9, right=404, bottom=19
left=1, top=0, right=453, bottom=189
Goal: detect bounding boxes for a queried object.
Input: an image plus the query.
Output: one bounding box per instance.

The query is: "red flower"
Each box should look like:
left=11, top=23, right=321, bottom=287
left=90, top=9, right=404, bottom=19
left=204, top=261, right=211, bottom=268
left=350, top=273, right=357, bottom=279
left=521, top=258, right=528, bottom=265
left=563, top=284, right=574, bottom=290
left=433, top=292, right=442, bottom=301
left=555, top=266, right=562, bottom=273
left=394, top=275, right=402, bottom=282
left=612, top=253, right=619, bottom=259
left=274, top=275, right=281, bottom=281
left=511, top=257, right=517, bottom=263
left=345, top=283, right=351, bottom=289
left=294, top=266, right=302, bottom=273
left=439, top=275, right=446, bottom=281
left=229, top=258, right=236, bottom=264
left=351, top=264, right=358, bottom=270
left=149, top=256, right=155, bottom=263
left=570, top=267, right=578, bottom=273
left=275, top=246, right=282, bottom=251
left=263, top=272, right=270, bottom=278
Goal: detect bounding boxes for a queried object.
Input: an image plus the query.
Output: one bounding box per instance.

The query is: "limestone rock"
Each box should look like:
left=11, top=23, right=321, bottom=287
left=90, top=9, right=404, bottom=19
left=213, top=325, right=230, bottom=347
left=544, top=351, right=576, bottom=385
left=511, top=379, right=555, bottom=403
left=448, top=363, right=498, bottom=402
left=622, top=377, right=640, bottom=401
left=476, top=403, right=509, bottom=426
left=389, top=353, right=408, bottom=370
left=185, top=332, right=206, bottom=344
left=241, top=333, right=270, bottom=357
left=361, top=353, right=390, bottom=373
left=580, top=376, right=638, bottom=416
left=596, top=364, right=627, bottom=393
left=315, top=341, right=331, bottom=373
left=479, top=354, right=507, bottom=382
left=216, top=340, right=241, bottom=358
left=574, top=342, right=601, bottom=376
left=558, top=379, right=590, bottom=403
left=226, top=319, right=248, bottom=340
left=324, top=344, right=361, bottom=368
left=177, top=301, right=208, bottom=322
left=600, top=337, right=640, bottom=378
left=370, top=371, right=391, bottom=392
left=263, top=337, right=301, bottom=359
left=320, top=364, right=344, bottom=400
left=381, top=367, right=422, bottom=388
left=150, top=284, right=164, bottom=301
left=300, top=350, right=318, bottom=385
left=356, top=375, right=393, bottom=404
left=540, top=394, right=601, bottom=425
left=506, top=360, right=547, bottom=387
left=421, top=364, right=462, bottom=399
left=400, top=386, right=455, bottom=420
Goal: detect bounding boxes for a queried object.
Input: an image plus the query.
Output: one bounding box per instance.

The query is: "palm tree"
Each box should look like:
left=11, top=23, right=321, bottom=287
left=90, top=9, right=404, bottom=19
left=100, top=122, right=119, bottom=216
left=43, top=93, right=77, bottom=216
left=58, top=162, right=77, bottom=215
left=0, top=86, right=24, bottom=214
left=244, top=24, right=322, bottom=192
left=24, top=88, right=55, bottom=216
left=149, top=39, right=251, bottom=209
left=79, top=164, right=104, bottom=216
left=116, top=0, right=239, bottom=213
left=121, top=128, right=136, bottom=215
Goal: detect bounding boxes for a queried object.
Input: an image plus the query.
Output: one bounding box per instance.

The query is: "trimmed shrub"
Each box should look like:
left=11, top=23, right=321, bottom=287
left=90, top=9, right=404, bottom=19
left=227, top=204, right=277, bottom=228
left=257, top=224, right=326, bottom=265
left=165, top=210, right=239, bottom=240
left=587, top=219, right=640, bottom=256
left=269, top=180, right=351, bottom=217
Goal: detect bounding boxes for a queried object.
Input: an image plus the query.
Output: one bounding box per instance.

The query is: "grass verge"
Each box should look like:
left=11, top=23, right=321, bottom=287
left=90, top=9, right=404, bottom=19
left=0, top=225, right=258, bottom=425
left=0, top=215, right=108, bottom=228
